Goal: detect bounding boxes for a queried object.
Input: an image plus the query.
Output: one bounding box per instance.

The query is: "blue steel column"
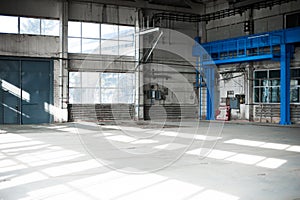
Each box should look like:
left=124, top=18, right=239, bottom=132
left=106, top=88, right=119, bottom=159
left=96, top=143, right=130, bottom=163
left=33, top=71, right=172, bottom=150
left=280, top=44, right=291, bottom=125
left=206, top=65, right=215, bottom=120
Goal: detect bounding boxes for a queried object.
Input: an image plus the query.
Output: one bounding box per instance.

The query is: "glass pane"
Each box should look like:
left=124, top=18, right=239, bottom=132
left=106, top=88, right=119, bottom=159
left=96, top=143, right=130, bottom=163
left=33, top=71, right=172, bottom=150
left=101, top=88, right=118, bottom=103
left=119, top=73, right=134, bottom=88
left=262, top=87, right=270, bottom=103
left=68, top=38, right=81, bottom=53
left=291, top=69, right=300, bottom=78
left=262, top=80, right=269, bottom=87
left=82, top=88, right=100, bottom=103
left=118, top=92, right=134, bottom=103
left=270, top=87, right=280, bottom=103
left=254, top=79, right=260, bottom=86
left=69, top=88, right=81, bottom=103
left=82, top=72, right=99, bottom=87
left=68, top=21, right=81, bottom=37
left=82, top=22, right=100, bottom=38
left=101, top=40, right=118, bottom=55
left=254, top=71, right=267, bottom=79
left=291, top=87, right=299, bottom=102
left=291, top=80, right=298, bottom=86
left=101, top=24, right=118, bottom=39
left=41, top=19, right=59, bottom=36
left=271, top=79, right=280, bottom=86
left=69, top=72, right=81, bottom=87
left=0, top=15, right=18, bottom=34
left=254, top=88, right=260, bottom=103
left=269, top=70, right=280, bottom=78
left=119, top=26, right=134, bottom=41
left=119, top=41, right=135, bottom=56
left=82, top=39, right=100, bottom=54
left=20, top=17, right=40, bottom=34
left=101, top=73, right=118, bottom=88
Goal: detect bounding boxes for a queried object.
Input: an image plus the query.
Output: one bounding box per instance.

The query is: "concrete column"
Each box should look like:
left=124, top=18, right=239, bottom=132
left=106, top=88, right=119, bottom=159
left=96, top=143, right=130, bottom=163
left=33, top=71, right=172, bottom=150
left=58, top=0, right=68, bottom=122
left=134, top=9, right=144, bottom=120
left=247, top=63, right=254, bottom=121
left=247, top=8, right=254, bottom=121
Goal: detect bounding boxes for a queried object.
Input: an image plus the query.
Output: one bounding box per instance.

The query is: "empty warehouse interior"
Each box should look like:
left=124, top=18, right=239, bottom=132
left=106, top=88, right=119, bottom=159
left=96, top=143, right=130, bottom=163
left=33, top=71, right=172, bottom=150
left=0, top=0, right=300, bottom=199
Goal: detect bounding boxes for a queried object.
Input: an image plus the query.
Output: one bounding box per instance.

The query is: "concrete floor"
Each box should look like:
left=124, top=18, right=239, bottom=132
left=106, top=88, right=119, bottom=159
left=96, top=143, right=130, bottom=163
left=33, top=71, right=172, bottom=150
left=0, top=121, right=300, bottom=200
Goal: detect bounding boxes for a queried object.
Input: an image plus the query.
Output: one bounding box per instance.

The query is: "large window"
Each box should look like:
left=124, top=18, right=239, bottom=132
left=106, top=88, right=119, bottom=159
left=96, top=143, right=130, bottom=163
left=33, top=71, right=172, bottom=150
left=69, top=72, right=135, bottom=104
left=0, top=15, right=59, bottom=36
left=291, top=69, right=300, bottom=103
left=254, top=70, right=280, bottom=103
left=254, top=69, right=300, bottom=103
left=68, top=21, right=135, bottom=56
left=68, top=21, right=100, bottom=54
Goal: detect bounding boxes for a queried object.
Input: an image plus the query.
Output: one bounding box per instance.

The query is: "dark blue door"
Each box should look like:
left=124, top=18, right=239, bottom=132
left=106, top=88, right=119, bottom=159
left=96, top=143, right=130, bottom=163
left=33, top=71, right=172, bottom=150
left=0, top=58, right=53, bottom=124
left=21, top=61, right=52, bottom=124
left=0, top=60, right=21, bottom=124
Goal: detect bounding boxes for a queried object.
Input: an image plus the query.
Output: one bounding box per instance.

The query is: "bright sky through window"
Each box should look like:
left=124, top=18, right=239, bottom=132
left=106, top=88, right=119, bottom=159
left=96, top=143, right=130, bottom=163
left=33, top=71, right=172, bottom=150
left=0, top=15, right=18, bottom=34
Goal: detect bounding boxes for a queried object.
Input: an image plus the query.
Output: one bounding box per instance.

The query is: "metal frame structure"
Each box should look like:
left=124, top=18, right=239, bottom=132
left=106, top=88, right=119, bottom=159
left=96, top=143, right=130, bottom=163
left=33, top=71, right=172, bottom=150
left=193, top=26, right=300, bottom=124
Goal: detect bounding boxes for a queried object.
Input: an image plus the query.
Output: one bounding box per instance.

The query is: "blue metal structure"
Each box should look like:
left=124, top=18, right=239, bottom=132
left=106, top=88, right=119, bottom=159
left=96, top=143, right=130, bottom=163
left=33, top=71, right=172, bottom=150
left=193, top=26, right=300, bottom=124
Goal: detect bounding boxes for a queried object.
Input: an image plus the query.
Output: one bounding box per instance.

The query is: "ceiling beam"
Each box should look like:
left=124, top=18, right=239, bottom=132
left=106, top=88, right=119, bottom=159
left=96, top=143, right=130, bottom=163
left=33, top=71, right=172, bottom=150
left=69, top=0, right=204, bottom=14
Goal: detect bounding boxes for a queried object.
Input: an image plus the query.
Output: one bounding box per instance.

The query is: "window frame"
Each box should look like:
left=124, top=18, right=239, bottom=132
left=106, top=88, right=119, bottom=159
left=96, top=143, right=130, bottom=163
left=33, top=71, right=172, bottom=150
left=67, top=21, right=135, bottom=56
left=253, top=68, right=300, bottom=104
left=68, top=71, right=135, bottom=104
left=0, top=15, right=59, bottom=36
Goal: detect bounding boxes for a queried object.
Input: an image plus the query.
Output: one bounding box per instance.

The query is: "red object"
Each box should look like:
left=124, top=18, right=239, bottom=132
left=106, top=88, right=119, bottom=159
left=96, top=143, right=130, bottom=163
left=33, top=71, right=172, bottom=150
left=216, top=106, right=230, bottom=121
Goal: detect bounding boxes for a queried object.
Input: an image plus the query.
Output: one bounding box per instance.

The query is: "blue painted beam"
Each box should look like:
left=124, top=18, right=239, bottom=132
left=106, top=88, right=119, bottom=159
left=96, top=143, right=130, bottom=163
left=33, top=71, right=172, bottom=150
left=202, top=54, right=277, bottom=65
left=193, top=26, right=300, bottom=56
left=285, top=27, right=300, bottom=44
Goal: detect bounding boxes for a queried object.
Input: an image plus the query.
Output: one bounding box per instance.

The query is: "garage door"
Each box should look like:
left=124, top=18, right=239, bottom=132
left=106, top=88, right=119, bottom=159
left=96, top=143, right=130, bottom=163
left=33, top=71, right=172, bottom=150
left=0, top=58, right=53, bottom=124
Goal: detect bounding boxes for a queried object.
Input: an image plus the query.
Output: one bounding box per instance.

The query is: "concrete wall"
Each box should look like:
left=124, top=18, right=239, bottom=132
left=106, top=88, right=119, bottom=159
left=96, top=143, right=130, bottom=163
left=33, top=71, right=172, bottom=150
left=0, top=0, right=60, bottom=19
left=0, top=0, right=139, bottom=122
left=69, top=2, right=136, bottom=25
left=0, top=34, right=59, bottom=58
left=205, top=0, right=300, bottom=41
left=141, top=25, right=199, bottom=112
